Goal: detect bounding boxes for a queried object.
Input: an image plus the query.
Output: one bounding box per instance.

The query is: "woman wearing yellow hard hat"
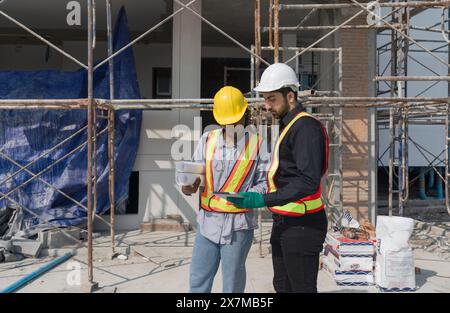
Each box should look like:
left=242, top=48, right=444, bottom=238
left=181, top=86, right=269, bottom=293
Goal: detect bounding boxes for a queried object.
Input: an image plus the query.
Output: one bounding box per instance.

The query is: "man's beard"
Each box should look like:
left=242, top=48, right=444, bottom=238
left=272, top=98, right=290, bottom=120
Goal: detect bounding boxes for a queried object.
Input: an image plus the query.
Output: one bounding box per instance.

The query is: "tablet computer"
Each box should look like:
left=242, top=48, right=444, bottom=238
left=212, top=192, right=244, bottom=198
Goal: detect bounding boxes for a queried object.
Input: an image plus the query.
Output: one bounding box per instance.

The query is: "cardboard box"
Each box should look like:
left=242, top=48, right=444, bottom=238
left=325, top=231, right=375, bottom=255
left=325, top=244, right=374, bottom=272
left=323, top=254, right=374, bottom=286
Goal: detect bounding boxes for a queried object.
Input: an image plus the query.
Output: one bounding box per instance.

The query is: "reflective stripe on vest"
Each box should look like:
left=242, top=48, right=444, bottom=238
left=201, top=129, right=262, bottom=213
left=267, top=111, right=329, bottom=216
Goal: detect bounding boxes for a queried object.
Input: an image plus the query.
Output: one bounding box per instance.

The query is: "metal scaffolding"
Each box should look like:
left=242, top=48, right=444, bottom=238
left=0, top=0, right=449, bottom=291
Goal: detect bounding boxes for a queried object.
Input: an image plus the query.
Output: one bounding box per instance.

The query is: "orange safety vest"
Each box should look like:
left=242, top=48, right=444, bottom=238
left=267, top=111, right=329, bottom=216
left=201, top=129, right=262, bottom=213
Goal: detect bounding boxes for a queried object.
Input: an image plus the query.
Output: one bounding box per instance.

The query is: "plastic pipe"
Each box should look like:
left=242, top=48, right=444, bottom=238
left=0, top=251, right=74, bottom=293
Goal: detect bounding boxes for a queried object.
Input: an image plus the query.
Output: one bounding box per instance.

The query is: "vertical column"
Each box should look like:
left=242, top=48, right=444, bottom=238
left=368, top=29, right=378, bottom=224
left=172, top=0, right=202, bottom=226
left=339, top=11, right=370, bottom=221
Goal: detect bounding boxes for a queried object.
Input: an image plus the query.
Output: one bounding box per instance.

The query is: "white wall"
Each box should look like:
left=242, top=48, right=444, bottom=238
left=0, top=44, right=63, bottom=70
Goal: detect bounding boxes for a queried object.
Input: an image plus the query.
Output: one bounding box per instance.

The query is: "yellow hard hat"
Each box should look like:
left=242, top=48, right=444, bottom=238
left=213, top=86, right=248, bottom=125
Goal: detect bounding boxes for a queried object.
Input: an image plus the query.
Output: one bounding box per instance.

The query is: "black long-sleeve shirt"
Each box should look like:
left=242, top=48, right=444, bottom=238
left=263, top=103, right=328, bottom=225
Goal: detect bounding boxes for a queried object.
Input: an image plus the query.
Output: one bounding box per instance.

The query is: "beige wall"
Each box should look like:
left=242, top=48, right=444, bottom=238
left=339, top=14, right=370, bottom=220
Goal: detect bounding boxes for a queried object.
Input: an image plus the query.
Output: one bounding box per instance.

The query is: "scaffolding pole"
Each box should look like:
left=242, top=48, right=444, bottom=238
left=279, top=1, right=450, bottom=10
left=106, top=0, right=116, bottom=258
left=85, top=0, right=97, bottom=292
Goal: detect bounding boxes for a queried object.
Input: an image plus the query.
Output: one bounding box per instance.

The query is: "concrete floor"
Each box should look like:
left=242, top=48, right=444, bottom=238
left=0, top=223, right=449, bottom=293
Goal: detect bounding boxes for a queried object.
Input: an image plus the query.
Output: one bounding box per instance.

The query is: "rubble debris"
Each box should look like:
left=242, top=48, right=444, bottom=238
left=11, top=238, right=42, bottom=258
left=3, top=252, right=25, bottom=263
left=410, top=219, right=450, bottom=260
left=360, top=219, right=376, bottom=239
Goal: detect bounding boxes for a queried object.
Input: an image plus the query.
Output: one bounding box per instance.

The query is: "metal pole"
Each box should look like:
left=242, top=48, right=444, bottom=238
left=108, top=109, right=116, bottom=256
left=295, top=8, right=317, bottom=29
left=446, top=8, right=450, bottom=215
left=274, top=0, right=279, bottom=63
left=388, top=9, right=397, bottom=217
left=264, top=24, right=396, bottom=31
left=93, top=111, right=98, bottom=225
left=337, top=48, right=343, bottom=218
left=86, top=0, right=96, bottom=292
left=262, top=47, right=342, bottom=52
left=375, top=76, right=450, bottom=81
left=251, top=45, right=255, bottom=97
left=279, top=1, right=450, bottom=10
left=255, top=0, right=261, bottom=83
left=269, top=0, right=273, bottom=48
left=106, top=0, right=116, bottom=257
left=402, top=4, right=411, bottom=215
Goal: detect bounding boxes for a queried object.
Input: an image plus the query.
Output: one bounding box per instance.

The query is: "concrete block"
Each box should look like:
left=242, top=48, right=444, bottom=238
left=39, top=228, right=81, bottom=249
left=3, top=252, right=25, bottom=262
left=0, top=240, right=12, bottom=251
left=11, top=239, right=42, bottom=258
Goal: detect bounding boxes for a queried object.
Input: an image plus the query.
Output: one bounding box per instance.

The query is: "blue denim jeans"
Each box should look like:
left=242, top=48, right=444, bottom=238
left=189, top=229, right=254, bottom=293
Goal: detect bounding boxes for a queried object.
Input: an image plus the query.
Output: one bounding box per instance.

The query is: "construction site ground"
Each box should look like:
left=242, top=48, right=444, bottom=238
left=1, top=222, right=450, bottom=293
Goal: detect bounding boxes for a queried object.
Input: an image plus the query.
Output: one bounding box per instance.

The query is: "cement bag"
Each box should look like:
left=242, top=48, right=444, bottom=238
left=175, top=161, right=205, bottom=174
left=375, top=248, right=416, bottom=291
left=375, top=216, right=416, bottom=291
left=376, top=216, right=414, bottom=252
left=175, top=172, right=205, bottom=187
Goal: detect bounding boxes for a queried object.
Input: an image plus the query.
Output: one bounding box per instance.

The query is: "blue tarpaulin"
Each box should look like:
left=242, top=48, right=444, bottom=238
left=0, top=7, right=142, bottom=230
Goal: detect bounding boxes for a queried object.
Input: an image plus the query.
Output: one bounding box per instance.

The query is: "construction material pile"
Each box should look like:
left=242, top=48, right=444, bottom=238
left=323, top=211, right=376, bottom=286
left=323, top=211, right=417, bottom=291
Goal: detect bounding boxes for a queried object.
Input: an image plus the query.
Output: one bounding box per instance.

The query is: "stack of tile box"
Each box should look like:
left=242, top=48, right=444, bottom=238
left=323, top=231, right=376, bottom=286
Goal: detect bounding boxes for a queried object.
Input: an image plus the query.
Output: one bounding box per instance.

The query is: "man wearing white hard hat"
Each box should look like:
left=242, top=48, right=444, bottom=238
left=228, top=63, right=329, bottom=293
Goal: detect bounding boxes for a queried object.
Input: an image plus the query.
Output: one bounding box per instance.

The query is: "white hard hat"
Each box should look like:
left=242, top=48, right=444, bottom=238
left=254, top=63, right=300, bottom=93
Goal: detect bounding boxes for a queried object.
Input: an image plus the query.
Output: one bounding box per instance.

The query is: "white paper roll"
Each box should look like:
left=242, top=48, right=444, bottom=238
left=175, top=161, right=205, bottom=174
left=175, top=172, right=205, bottom=186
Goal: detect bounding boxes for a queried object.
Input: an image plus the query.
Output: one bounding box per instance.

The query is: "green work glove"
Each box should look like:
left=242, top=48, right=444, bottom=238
left=227, top=192, right=266, bottom=209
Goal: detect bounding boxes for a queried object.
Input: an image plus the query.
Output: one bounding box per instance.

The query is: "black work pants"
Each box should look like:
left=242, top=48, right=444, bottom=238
left=270, top=212, right=327, bottom=293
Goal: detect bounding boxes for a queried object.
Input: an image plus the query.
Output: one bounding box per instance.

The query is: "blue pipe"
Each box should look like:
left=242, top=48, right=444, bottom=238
left=419, top=167, right=427, bottom=200
left=428, top=168, right=435, bottom=189
left=436, top=168, right=444, bottom=200
left=0, top=251, right=74, bottom=293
